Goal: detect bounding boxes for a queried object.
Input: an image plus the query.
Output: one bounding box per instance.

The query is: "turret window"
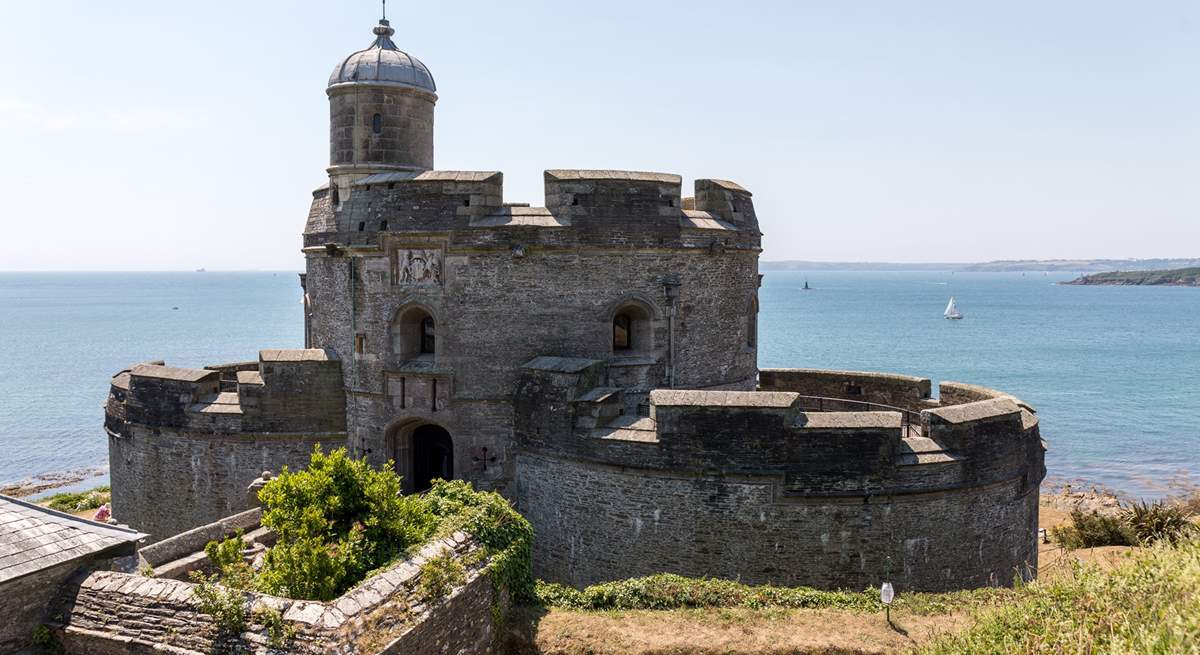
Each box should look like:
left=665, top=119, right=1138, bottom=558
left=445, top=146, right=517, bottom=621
left=421, top=316, right=436, bottom=354
left=613, top=314, right=632, bottom=351
left=372, top=113, right=383, bottom=134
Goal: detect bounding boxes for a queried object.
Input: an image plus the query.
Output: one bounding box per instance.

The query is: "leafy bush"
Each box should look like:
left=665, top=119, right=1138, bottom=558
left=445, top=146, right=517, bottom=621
left=254, top=446, right=436, bottom=600
left=43, top=486, right=110, bottom=513
left=538, top=574, right=876, bottom=612
left=422, top=478, right=535, bottom=603
left=1122, top=500, right=1194, bottom=545
left=30, top=624, right=63, bottom=654
left=1051, top=509, right=1135, bottom=549
left=917, top=538, right=1200, bottom=654
left=417, top=551, right=467, bottom=600
left=254, top=607, right=295, bottom=650
left=189, top=571, right=249, bottom=635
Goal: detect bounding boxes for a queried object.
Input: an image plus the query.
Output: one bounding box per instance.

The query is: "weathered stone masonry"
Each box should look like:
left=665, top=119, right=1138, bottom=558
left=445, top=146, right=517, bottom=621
left=104, top=15, right=1046, bottom=596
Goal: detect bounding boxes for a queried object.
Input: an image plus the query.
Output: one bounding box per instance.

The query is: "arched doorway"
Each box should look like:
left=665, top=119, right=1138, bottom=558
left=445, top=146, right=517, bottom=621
left=411, top=424, right=453, bottom=492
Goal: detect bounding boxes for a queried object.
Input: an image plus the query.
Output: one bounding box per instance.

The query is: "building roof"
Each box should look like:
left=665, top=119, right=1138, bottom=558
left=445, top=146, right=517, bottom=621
left=0, top=495, right=145, bottom=584
left=329, top=19, right=436, bottom=93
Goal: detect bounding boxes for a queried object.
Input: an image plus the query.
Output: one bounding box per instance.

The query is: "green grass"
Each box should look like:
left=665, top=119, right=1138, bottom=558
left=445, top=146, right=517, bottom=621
left=916, top=538, right=1200, bottom=654
left=41, top=486, right=110, bottom=513
left=533, top=573, right=1012, bottom=615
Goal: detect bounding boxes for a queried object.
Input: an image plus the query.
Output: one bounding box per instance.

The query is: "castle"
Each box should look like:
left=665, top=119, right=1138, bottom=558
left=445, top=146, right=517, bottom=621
left=105, top=16, right=1046, bottom=593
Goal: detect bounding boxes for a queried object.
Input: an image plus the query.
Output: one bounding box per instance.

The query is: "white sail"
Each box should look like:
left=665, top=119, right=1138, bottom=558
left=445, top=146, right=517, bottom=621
left=944, top=296, right=963, bottom=319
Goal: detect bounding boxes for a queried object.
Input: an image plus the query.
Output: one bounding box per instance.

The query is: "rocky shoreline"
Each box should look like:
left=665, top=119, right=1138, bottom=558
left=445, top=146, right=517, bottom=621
left=0, top=466, right=107, bottom=498
left=1063, top=267, right=1200, bottom=286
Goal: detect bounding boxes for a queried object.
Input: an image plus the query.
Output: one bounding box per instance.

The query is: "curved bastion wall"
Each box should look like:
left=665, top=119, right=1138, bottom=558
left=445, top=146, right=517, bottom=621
left=514, top=365, right=1046, bottom=592
left=105, top=349, right=348, bottom=541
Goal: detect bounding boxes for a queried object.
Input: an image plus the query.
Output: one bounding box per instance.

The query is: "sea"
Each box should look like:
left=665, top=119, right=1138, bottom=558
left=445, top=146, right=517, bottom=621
left=0, top=270, right=1196, bottom=499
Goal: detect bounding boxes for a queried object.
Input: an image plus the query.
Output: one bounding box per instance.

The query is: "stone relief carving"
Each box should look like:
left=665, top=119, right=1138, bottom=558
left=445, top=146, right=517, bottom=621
left=393, top=249, right=442, bottom=286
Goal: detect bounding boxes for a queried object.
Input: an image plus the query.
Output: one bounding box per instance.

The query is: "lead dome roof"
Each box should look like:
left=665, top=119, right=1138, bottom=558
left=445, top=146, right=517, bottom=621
left=328, top=20, right=436, bottom=93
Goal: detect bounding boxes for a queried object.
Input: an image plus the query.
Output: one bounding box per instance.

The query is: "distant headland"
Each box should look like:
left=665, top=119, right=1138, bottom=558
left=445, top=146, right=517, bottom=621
left=761, top=258, right=1200, bottom=273
left=1063, top=267, right=1200, bottom=286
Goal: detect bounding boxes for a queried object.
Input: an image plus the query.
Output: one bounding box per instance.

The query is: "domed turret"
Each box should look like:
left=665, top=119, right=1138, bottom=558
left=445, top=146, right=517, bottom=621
left=328, top=20, right=437, bottom=93
left=327, top=18, right=437, bottom=177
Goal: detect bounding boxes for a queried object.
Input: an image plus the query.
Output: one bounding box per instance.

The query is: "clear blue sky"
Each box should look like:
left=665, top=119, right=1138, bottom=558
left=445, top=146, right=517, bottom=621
left=1, top=1, right=1196, bottom=270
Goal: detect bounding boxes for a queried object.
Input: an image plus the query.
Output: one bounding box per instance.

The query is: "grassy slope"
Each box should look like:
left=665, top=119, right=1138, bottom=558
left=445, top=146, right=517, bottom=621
left=1067, top=267, right=1200, bottom=286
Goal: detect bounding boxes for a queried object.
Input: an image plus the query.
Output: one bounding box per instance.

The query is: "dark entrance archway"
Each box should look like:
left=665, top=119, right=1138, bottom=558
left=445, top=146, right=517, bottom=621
left=411, top=424, right=453, bottom=492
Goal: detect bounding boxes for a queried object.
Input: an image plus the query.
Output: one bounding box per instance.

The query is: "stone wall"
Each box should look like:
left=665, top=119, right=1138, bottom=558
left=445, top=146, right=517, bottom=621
left=0, top=560, right=81, bottom=654
left=514, top=366, right=1046, bottom=592
left=759, top=368, right=934, bottom=411
left=106, top=350, right=347, bottom=541
left=301, top=170, right=762, bottom=497
left=328, top=86, right=436, bottom=173
left=53, top=529, right=504, bottom=655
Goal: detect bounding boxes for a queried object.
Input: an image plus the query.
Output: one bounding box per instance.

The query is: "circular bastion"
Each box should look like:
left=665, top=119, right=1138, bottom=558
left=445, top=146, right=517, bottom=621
left=513, top=367, right=1046, bottom=593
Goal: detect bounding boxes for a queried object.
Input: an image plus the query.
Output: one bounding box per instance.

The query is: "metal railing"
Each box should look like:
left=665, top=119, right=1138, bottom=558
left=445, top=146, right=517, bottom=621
left=793, top=395, right=922, bottom=434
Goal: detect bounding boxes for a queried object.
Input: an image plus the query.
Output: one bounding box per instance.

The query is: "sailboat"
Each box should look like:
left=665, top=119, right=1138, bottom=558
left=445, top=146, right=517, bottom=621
left=944, top=296, right=964, bottom=320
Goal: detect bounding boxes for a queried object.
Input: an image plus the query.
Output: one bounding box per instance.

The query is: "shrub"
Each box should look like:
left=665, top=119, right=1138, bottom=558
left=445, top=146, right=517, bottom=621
left=30, top=624, right=63, bottom=654
left=254, top=607, right=295, bottom=650
left=422, top=479, right=535, bottom=603
left=1122, top=500, right=1194, bottom=545
left=417, top=551, right=467, bottom=601
left=1051, top=509, right=1135, bottom=549
left=537, top=574, right=875, bottom=612
left=189, top=571, right=249, bottom=635
left=254, top=446, right=436, bottom=601
left=43, top=486, right=110, bottom=513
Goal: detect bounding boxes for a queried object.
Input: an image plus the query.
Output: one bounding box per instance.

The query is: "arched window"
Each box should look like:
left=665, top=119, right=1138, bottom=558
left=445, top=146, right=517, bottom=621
left=608, top=300, right=654, bottom=355
left=421, top=316, right=436, bottom=354
left=372, top=113, right=383, bottom=134
left=391, top=306, right=438, bottom=360
left=613, top=314, right=632, bottom=351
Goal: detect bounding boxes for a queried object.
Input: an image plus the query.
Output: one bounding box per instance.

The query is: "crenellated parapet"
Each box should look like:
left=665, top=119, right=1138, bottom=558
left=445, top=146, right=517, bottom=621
left=105, top=350, right=348, bottom=541
left=303, top=169, right=762, bottom=254
left=514, top=362, right=1045, bottom=591
left=107, top=349, right=345, bottom=436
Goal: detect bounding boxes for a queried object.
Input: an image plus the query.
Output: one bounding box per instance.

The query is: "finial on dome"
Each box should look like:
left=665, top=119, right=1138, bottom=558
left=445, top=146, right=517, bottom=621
left=372, top=0, right=395, bottom=39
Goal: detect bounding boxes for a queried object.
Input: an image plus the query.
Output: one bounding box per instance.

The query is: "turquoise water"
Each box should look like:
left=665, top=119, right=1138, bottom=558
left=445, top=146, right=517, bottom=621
left=0, top=271, right=1196, bottom=498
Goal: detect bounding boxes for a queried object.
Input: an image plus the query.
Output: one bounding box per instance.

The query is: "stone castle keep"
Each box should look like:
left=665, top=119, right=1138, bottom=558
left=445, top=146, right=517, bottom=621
left=105, top=17, right=1046, bottom=593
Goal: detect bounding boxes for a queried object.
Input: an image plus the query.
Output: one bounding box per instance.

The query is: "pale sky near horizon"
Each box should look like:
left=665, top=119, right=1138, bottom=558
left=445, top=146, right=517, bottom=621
left=1, top=0, right=1196, bottom=271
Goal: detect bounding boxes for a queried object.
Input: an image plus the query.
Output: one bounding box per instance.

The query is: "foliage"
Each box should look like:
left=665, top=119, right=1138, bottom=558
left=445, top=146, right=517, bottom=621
left=417, top=550, right=467, bottom=601
left=197, top=448, right=533, bottom=611
left=30, top=624, right=63, bottom=655
left=188, top=570, right=249, bottom=635
left=916, top=537, right=1200, bottom=654
left=422, top=478, right=535, bottom=604
left=253, top=445, right=436, bottom=601
left=42, top=486, right=110, bottom=513
left=1051, top=509, right=1135, bottom=549
left=254, top=607, right=295, bottom=650
left=533, top=573, right=1011, bottom=615
left=1122, top=500, right=1194, bottom=545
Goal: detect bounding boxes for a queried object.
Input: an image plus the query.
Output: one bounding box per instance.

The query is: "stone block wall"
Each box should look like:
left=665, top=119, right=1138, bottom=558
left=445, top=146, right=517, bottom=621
left=0, top=560, right=81, bottom=654
left=758, top=368, right=934, bottom=411
left=300, top=170, right=761, bottom=498
left=53, top=529, right=504, bottom=655
left=514, top=366, right=1045, bottom=592
left=106, top=350, right=348, bottom=541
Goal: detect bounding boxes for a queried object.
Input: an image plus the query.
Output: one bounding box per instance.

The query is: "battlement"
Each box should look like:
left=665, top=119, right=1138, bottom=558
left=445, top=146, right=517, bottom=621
left=305, top=168, right=760, bottom=249
left=515, top=362, right=1043, bottom=499
left=106, top=349, right=345, bottom=437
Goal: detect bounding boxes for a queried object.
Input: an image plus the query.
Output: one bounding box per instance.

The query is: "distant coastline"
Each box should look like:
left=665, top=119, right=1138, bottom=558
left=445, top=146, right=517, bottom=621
left=1063, top=267, right=1200, bottom=287
left=761, top=258, right=1200, bottom=273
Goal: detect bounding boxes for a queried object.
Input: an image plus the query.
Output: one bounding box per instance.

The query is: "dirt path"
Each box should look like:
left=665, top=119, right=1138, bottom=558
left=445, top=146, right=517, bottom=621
left=506, top=607, right=971, bottom=655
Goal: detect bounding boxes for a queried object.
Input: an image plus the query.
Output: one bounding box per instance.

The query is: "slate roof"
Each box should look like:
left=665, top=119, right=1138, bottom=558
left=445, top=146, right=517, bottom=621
left=0, top=495, right=145, bottom=584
